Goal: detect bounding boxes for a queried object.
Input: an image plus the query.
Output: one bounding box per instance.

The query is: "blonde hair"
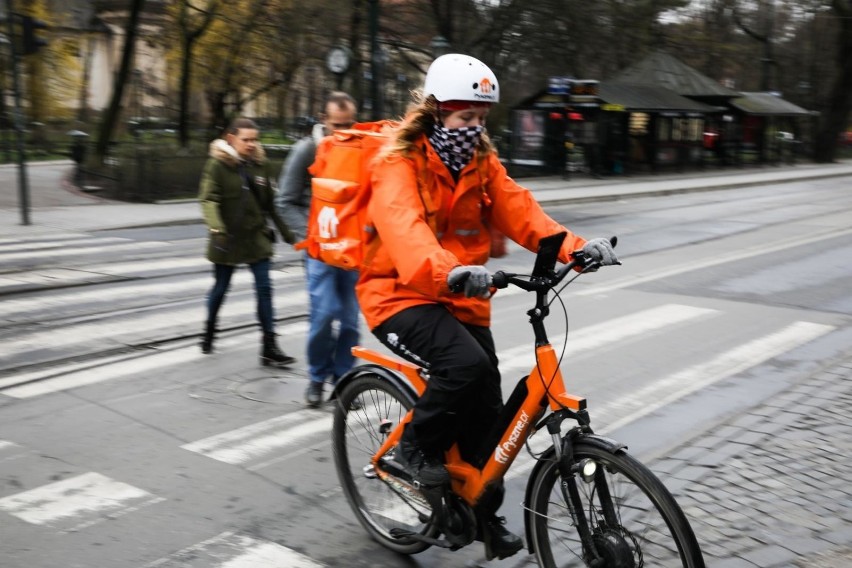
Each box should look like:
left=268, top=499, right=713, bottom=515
left=380, top=93, right=496, bottom=160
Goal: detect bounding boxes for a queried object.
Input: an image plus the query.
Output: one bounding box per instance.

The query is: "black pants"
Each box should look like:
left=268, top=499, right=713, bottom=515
left=373, top=303, right=503, bottom=467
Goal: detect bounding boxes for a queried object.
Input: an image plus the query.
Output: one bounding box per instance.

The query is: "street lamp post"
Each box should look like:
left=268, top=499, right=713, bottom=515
left=430, top=35, right=451, bottom=58
left=368, top=0, right=383, bottom=120
left=4, top=2, right=30, bottom=225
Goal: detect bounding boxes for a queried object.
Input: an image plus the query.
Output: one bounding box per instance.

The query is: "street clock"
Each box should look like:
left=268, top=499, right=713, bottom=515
left=326, top=46, right=351, bottom=75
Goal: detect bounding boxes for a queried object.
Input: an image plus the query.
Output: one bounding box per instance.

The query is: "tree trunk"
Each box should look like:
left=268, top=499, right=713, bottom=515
left=178, top=43, right=192, bottom=147
left=95, top=0, right=145, bottom=160
left=814, top=1, right=852, bottom=163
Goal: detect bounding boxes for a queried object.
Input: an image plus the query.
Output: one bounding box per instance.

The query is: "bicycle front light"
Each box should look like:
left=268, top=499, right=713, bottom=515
left=578, top=458, right=597, bottom=483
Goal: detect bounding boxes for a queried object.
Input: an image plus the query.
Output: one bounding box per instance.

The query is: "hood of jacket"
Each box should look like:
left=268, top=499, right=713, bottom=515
left=208, top=138, right=267, bottom=168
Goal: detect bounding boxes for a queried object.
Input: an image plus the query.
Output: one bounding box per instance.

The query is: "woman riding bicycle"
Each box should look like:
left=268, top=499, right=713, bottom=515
left=358, top=53, right=619, bottom=560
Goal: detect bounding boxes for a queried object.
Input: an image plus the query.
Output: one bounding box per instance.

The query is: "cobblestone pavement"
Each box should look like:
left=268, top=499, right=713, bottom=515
left=650, top=355, right=852, bottom=567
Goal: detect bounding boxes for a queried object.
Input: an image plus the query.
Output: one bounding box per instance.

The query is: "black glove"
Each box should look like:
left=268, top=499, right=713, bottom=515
left=447, top=265, right=491, bottom=298
left=283, top=229, right=295, bottom=244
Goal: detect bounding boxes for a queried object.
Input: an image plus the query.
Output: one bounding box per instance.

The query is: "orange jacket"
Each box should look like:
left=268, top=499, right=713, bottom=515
left=357, top=136, right=586, bottom=330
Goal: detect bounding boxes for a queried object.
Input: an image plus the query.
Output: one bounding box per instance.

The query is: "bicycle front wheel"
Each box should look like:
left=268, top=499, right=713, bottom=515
left=528, top=441, right=704, bottom=568
left=331, top=371, right=437, bottom=555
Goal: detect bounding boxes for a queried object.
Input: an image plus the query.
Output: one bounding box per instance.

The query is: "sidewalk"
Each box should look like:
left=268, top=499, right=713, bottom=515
left=643, top=353, right=852, bottom=567
left=2, top=159, right=852, bottom=238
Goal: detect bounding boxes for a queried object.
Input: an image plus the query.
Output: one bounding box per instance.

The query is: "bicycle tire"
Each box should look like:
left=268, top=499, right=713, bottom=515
left=332, top=372, right=437, bottom=555
left=528, top=441, right=704, bottom=568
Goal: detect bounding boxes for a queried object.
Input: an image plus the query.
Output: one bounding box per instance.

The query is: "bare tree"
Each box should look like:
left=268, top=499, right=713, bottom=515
left=95, top=0, right=145, bottom=160
left=175, top=0, right=222, bottom=147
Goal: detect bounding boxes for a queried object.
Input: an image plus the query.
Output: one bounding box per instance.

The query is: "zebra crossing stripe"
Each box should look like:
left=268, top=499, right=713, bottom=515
left=597, top=320, right=835, bottom=433
left=0, top=256, right=207, bottom=296
left=181, top=410, right=333, bottom=466
left=0, top=322, right=308, bottom=398
left=0, top=235, right=128, bottom=253
left=0, top=240, right=166, bottom=262
left=1, top=292, right=308, bottom=359
left=143, top=531, right=325, bottom=568
left=506, top=320, right=835, bottom=480
left=0, top=471, right=162, bottom=531
left=575, top=226, right=852, bottom=296
left=498, top=304, right=717, bottom=372
left=0, top=268, right=303, bottom=319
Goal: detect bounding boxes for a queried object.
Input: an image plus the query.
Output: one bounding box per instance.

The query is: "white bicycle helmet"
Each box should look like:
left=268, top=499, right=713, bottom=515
left=423, top=53, right=499, bottom=104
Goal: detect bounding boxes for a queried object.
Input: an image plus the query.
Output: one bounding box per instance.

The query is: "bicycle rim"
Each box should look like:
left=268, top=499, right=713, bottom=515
left=530, top=442, right=704, bottom=568
left=331, top=373, right=436, bottom=554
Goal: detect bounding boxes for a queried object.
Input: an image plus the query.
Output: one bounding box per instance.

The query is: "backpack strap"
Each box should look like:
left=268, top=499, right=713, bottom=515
left=362, top=146, right=436, bottom=271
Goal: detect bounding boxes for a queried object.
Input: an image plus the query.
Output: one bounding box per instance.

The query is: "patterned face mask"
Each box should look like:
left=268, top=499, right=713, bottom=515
left=428, top=124, right=484, bottom=175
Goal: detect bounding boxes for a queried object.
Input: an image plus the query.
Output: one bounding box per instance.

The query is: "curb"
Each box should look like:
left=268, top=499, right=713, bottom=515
left=533, top=168, right=852, bottom=206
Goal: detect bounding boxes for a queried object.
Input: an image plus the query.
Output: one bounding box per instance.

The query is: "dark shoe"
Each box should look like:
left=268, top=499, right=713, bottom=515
left=261, top=332, right=296, bottom=367
left=386, top=439, right=449, bottom=489
left=200, top=320, right=216, bottom=354
left=305, top=381, right=324, bottom=408
left=479, top=515, right=524, bottom=560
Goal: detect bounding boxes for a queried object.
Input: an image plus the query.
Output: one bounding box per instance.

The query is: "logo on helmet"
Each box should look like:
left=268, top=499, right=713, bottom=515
left=474, top=77, right=497, bottom=101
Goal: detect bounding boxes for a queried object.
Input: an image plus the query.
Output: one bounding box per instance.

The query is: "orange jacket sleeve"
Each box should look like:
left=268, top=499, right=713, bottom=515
left=483, top=154, right=587, bottom=263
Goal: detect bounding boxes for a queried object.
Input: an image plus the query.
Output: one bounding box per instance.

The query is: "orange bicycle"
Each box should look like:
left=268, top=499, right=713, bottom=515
left=331, top=233, right=705, bottom=567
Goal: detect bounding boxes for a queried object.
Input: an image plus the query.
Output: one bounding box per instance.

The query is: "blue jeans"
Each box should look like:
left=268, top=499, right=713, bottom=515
left=305, top=256, right=360, bottom=384
left=207, top=259, right=275, bottom=334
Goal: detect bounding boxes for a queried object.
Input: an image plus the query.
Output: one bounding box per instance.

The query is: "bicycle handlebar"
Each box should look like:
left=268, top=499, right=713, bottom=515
left=491, top=236, right=618, bottom=293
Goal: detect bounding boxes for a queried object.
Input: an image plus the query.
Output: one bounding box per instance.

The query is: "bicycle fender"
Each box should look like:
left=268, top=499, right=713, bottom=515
left=522, top=434, right=628, bottom=556
left=328, top=363, right=419, bottom=404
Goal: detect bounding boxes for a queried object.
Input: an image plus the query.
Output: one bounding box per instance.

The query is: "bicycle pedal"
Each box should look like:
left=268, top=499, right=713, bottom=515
left=389, top=528, right=453, bottom=549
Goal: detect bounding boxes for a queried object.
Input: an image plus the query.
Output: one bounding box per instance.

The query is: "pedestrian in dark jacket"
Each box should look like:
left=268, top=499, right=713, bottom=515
left=199, top=117, right=296, bottom=366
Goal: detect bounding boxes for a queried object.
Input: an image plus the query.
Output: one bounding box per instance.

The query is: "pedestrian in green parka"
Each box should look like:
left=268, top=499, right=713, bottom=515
left=198, top=117, right=297, bottom=367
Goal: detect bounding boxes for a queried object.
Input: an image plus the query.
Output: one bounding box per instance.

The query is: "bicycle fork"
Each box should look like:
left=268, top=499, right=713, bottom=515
left=547, top=417, right=621, bottom=566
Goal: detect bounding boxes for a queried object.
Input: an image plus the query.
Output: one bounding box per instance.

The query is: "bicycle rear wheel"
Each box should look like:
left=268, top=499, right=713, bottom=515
left=332, top=371, right=437, bottom=554
left=528, top=441, right=704, bottom=567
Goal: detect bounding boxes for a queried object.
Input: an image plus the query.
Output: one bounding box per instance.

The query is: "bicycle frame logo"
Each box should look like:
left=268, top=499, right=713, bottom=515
left=494, top=409, right=530, bottom=464
left=318, top=206, right=340, bottom=239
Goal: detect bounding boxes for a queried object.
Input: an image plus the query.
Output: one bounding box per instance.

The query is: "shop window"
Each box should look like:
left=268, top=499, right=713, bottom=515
left=630, top=112, right=649, bottom=136
left=657, top=118, right=671, bottom=141
left=687, top=118, right=704, bottom=141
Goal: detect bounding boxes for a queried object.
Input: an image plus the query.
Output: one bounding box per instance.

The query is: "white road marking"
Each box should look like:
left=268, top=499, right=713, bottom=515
left=182, top=409, right=332, bottom=466
left=0, top=235, right=127, bottom=253
left=0, top=472, right=162, bottom=531
left=597, top=320, right=835, bottom=432
left=143, top=531, right=325, bottom=568
left=1, top=291, right=308, bottom=355
left=0, top=440, right=25, bottom=464
left=0, top=322, right=308, bottom=398
left=0, top=240, right=166, bottom=262
left=498, top=304, right=717, bottom=372
left=0, top=267, right=304, bottom=319
left=576, top=226, right=852, bottom=296
left=506, top=320, right=835, bottom=480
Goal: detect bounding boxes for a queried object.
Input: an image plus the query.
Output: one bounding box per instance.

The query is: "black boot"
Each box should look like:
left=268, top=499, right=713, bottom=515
left=475, top=484, right=524, bottom=560
left=261, top=332, right=296, bottom=367
left=200, top=320, right=216, bottom=354
left=478, top=514, right=524, bottom=560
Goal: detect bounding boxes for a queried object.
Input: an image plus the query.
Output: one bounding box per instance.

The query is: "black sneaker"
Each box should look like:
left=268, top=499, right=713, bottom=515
left=305, top=381, right=323, bottom=408
left=479, top=515, right=524, bottom=560
left=385, top=439, right=449, bottom=489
